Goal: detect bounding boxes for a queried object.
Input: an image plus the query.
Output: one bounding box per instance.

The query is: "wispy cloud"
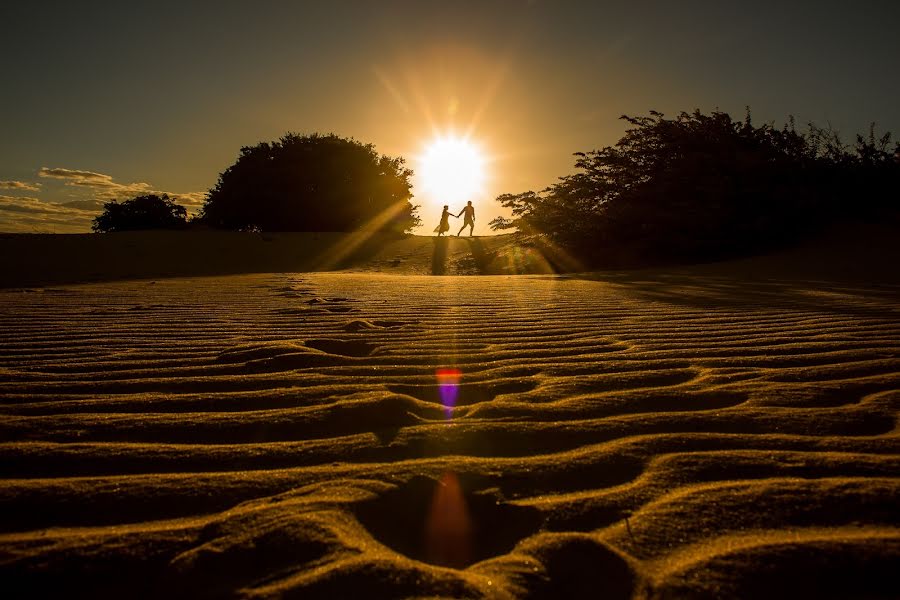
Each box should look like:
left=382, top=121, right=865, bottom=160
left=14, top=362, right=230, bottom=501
left=0, top=168, right=207, bottom=232
left=58, top=199, right=106, bottom=211
left=37, top=165, right=206, bottom=209
left=0, top=195, right=96, bottom=233
left=174, top=191, right=207, bottom=209
left=37, top=168, right=115, bottom=184
left=38, top=167, right=153, bottom=199
left=0, top=180, right=42, bottom=192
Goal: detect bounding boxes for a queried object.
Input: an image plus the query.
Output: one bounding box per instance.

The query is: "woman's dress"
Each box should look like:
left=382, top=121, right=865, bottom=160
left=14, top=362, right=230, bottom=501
left=434, top=211, right=451, bottom=234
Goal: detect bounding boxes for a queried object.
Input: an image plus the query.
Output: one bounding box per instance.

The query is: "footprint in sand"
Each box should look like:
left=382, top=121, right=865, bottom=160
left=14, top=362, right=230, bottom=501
left=271, top=307, right=326, bottom=316
left=272, top=284, right=316, bottom=297
left=306, top=296, right=358, bottom=304
left=303, top=297, right=360, bottom=312
left=305, top=338, right=379, bottom=357
left=324, top=306, right=357, bottom=313
left=344, top=319, right=409, bottom=332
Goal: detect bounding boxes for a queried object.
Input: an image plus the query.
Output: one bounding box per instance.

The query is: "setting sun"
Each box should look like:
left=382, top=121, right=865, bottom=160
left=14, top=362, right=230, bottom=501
left=416, top=136, right=486, bottom=207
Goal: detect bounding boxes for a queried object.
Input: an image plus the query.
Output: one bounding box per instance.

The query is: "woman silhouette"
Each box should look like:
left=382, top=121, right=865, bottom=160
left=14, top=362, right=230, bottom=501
left=434, top=205, right=455, bottom=236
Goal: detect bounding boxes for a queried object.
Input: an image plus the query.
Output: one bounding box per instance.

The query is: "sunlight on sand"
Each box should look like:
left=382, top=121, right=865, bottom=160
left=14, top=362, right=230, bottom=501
left=312, top=201, right=415, bottom=271
left=1, top=260, right=898, bottom=597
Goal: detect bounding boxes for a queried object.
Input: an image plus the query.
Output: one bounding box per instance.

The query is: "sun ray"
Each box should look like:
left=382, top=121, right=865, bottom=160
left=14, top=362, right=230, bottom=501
left=313, top=200, right=414, bottom=271
left=372, top=67, right=411, bottom=114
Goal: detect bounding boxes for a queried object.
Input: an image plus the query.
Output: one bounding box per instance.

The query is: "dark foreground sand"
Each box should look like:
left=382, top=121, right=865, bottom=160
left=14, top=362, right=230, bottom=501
left=0, top=231, right=554, bottom=287
left=0, top=231, right=898, bottom=598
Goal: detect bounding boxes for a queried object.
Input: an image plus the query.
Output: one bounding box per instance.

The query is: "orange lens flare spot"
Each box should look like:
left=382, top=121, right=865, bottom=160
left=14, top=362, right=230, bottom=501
left=425, top=472, right=472, bottom=568
left=436, top=368, right=462, bottom=383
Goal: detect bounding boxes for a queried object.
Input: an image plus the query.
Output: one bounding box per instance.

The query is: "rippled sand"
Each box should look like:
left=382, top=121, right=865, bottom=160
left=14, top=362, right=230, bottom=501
left=1, top=267, right=898, bottom=598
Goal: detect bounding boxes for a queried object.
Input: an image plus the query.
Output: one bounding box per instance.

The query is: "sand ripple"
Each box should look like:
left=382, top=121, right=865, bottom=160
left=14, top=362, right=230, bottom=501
left=0, top=273, right=898, bottom=598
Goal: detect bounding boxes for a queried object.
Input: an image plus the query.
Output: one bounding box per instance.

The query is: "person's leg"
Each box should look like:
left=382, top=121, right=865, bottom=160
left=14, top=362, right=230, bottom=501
left=457, top=223, right=465, bottom=236
left=468, top=222, right=474, bottom=236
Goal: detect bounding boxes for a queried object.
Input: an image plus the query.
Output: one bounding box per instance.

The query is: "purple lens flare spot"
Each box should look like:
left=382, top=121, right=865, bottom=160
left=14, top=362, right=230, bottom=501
left=436, top=368, right=461, bottom=418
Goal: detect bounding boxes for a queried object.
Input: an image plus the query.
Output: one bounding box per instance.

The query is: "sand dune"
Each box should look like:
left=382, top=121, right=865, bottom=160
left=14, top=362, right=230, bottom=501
left=1, top=231, right=899, bottom=598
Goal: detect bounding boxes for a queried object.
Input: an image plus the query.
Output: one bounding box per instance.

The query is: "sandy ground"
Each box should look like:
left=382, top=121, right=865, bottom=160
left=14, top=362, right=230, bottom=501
left=0, top=231, right=899, bottom=598
left=0, top=232, right=553, bottom=287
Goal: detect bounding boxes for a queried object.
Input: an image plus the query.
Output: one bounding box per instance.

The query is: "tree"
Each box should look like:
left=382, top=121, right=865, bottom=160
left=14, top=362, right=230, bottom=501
left=491, top=110, right=899, bottom=266
left=92, top=194, right=187, bottom=233
left=199, top=133, right=420, bottom=234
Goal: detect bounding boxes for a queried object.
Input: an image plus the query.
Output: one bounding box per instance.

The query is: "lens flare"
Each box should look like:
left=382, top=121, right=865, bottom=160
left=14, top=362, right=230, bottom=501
left=425, top=471, right=472, bottom=568
left=436, top=368, right=461, bottom=418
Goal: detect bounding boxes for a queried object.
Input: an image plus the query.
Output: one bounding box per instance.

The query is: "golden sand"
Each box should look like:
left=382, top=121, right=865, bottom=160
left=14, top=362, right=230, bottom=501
left=0, top=232, right=898, bottom=598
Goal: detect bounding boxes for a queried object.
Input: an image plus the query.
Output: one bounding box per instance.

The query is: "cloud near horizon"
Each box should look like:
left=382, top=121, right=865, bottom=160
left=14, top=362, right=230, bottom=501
left=39, top=167, right=155, bottom=199
left=37, top=167, right=205, bottom=206
left=0, top=169, right=206, bottom=233
left=0, top=180, right=42, bottom=192
left=0, top=195, right=96, bottom=233
left=38, top=168, right=115, bottom=183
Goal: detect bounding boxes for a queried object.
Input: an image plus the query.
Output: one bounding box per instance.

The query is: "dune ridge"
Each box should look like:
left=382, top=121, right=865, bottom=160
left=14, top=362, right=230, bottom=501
left=1, top=264, right=898, bottom=597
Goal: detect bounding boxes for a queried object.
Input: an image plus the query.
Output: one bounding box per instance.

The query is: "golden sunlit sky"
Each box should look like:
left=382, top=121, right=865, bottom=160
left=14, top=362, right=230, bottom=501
left=1, top=1, right=898, bottom=234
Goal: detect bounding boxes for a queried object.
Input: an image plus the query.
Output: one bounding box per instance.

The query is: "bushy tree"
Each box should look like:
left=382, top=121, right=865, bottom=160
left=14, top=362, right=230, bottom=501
left=199, top=133, right=420, bottom=234
left=491, top=110, right=899, bottom=265
left=92, top=194, right=187, bottom=233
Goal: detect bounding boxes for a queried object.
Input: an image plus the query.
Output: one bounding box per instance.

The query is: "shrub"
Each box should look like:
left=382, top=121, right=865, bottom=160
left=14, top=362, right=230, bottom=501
left=92, top=194, right=187, bottom=233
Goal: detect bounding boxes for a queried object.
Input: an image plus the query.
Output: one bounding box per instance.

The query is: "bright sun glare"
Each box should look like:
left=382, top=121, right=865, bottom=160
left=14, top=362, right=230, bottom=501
left=417, top=136, right=486, bottom=206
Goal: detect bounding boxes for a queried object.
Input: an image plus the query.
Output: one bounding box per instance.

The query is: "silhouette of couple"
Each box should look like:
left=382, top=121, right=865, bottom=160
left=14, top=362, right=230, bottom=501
left=435, top=201, right=475, bottom=237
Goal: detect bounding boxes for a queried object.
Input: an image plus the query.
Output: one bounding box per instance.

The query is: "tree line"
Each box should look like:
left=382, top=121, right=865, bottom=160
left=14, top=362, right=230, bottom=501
left=93, top=110, right=899, bottom=268
left=491, top=110, right=899, bottom=266
left=92, top=133, right=420, bottom=235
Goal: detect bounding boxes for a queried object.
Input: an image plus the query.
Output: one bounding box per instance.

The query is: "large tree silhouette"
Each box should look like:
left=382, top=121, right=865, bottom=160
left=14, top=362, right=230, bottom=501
left=92, top=194, right=187, bottom=233
left=200, top=133, right=420, bottom=233
left=491, top=110, right=899, bottom=265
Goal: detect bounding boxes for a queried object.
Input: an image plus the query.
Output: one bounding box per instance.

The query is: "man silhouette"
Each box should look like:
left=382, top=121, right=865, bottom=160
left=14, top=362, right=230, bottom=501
left=456, top=201, right=475, bottom=236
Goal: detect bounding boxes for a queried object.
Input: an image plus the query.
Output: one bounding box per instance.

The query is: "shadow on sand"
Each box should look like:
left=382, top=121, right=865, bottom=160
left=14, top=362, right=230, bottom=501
left=579, top=272, right=900, bottom=318
left=462, top=238, right=494, bottom=274
left=432, top=237, right=497, bottom=275
left=431, top=237, right=449, bottom=275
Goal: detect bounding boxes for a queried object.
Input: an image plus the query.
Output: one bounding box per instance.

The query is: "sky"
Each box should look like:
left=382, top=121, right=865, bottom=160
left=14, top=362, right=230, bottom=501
left=1, top=0, right=898, bottom=234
